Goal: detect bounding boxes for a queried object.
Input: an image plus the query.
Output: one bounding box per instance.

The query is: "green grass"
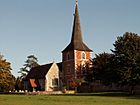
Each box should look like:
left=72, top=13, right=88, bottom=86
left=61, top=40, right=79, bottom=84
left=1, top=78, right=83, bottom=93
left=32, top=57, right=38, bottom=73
left=0, top=93, right=140, bottom=105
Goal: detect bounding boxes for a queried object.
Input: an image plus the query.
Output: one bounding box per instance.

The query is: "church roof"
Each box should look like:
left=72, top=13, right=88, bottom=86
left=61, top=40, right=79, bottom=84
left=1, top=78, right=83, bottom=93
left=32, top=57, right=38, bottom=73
left=26, top=62, right=62, bottom=79
left=62, top=2, right=92, bottom=52
left=26, top=63, right=53, bottom=79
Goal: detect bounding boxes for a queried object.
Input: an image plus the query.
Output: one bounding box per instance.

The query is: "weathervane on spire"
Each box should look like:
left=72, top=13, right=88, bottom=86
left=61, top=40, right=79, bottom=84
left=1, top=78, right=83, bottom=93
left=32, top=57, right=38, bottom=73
left=76, top=0, right=78, bottom=5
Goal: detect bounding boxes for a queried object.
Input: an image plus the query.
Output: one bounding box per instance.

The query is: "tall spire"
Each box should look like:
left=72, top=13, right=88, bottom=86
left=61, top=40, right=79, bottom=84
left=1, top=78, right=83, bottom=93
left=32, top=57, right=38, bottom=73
left=62, top=0, right=92, bottom=52
left=71, top=0, right=82, bottom=44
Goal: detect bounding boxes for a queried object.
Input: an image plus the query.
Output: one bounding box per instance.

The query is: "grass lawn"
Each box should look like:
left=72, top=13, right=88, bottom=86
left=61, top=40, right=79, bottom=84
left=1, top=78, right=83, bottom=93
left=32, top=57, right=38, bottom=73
left=0, top=93, right=140, bottom=105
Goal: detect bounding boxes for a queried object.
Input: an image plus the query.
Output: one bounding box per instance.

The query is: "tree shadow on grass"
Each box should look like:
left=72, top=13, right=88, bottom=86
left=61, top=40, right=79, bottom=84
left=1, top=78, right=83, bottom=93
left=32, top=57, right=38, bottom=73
left=126, top=95, right=140, bottom=100
left=81, top=92, right=140, bottom=100
left=53, top=92, right=140, bottom=100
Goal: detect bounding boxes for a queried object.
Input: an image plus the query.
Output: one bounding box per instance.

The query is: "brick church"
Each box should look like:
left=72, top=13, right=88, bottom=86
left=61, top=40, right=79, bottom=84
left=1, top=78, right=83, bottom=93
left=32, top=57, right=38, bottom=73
left=62, top=1, right=92, bottom=89
left=25, top=1, right=92, bottom=91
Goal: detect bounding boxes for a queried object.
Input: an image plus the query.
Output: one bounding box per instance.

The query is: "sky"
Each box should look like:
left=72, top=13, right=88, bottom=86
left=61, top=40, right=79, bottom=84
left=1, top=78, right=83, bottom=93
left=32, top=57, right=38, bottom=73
left=0, top=0, right=140, bottom=77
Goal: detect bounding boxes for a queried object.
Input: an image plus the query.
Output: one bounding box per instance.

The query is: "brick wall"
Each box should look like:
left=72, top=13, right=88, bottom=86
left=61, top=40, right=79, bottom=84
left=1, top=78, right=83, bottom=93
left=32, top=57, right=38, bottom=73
left=62, top=50, right=92, bottom=89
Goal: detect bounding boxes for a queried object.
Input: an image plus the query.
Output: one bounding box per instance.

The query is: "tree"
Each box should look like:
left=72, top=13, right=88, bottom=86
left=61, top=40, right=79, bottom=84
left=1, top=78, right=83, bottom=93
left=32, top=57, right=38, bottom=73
left=112, top=32, right=140, bottom=94
left=92, top=52, right=118, bottom=86
left=15, top=77, right=24, bottom=92
left=81, top=62, right=94, bottom=84
left=18, top=55, right=39, bottom=79
left=0, top=53, right=16, bottom=92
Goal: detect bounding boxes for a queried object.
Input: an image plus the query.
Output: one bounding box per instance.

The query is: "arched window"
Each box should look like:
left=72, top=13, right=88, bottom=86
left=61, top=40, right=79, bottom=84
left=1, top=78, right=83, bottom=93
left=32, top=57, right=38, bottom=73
left=82, top=52, right=86, bottom=59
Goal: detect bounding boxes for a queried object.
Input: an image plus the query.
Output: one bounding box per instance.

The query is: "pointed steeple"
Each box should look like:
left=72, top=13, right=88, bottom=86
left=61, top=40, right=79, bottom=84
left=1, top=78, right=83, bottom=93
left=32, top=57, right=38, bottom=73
left=62, top=0, right=92, bottom=52
left=71, top=0, right=82, bottom=44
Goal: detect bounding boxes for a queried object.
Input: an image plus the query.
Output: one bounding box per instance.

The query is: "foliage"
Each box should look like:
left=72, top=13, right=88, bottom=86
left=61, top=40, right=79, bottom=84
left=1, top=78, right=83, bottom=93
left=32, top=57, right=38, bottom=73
left=112, top=32, right=140, bottom=94
left=18, top=55, right=39, bottom=79
left=0, top=54, right=16, bottom=92
left=91, top=32, right=140, bottom=94
left=15, top=77, right=24, bottom=91
left=92, top=52, right=118, bottom=85
left=82, top=62, right=94, bottom=83
left=68, top=62, right=94, bottom=90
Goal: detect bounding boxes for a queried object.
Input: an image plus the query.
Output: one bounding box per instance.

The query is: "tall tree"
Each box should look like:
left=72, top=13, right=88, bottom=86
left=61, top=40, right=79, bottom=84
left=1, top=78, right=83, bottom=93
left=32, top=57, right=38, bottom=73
left=0, top=53, right=15, bottom=92
left=112, top=32, right=140, bottom=94
left=81, top=62, right=94, bottom=84
left=18, top=55, right=39, bottom=79
left=92, top=52, right=118, bottom=86
left=15, top=76, right=24, bottom=92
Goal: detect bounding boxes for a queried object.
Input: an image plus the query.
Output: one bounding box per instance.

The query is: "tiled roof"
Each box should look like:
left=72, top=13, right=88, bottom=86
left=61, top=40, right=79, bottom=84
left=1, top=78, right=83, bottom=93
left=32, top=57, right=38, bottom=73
left=26, top=62, right=62, bottom=79
left=26, top=63, right=53, bottom=79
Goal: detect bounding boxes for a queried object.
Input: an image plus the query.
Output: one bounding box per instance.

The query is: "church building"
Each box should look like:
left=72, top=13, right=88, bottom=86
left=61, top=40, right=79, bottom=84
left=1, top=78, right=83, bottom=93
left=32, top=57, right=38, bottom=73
left=25, top=0, right=92, bottom=92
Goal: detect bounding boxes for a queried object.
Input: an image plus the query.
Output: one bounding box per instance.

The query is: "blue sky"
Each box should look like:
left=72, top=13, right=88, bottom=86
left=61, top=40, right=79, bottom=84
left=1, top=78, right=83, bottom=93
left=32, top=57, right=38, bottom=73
left=0, top=0, right=140, bottom=77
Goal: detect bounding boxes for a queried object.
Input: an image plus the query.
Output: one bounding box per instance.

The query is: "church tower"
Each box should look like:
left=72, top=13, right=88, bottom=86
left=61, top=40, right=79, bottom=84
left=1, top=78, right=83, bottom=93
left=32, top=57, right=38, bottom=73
left=62, top=0, right=92, bottom=89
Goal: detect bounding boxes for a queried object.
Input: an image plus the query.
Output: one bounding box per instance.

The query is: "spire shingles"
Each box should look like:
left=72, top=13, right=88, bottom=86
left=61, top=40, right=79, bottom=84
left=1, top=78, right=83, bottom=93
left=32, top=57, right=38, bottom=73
left=62, top=2, right=92, bottom=52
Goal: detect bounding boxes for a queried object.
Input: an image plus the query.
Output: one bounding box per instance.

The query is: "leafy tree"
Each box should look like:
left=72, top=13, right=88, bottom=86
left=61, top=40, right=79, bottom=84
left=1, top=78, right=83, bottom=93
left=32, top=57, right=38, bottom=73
left=15, top=76, right=24, bottom=92
left=66, top=63, right=93, bottom=91
left=24, top=55, right=39, bottom=68
left=112, top=32, right=140, bottom=94
left=18, top=55, right=39, bottom=79
left=92, top=52, right=118, bottom=86
left=82, top=62, right=94, bottom=83
left=0, top=54, right=16, bottom=92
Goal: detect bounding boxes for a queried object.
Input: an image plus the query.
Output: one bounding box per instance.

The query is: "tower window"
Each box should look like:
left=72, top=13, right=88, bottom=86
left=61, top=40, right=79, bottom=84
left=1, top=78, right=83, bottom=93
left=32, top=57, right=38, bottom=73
left=82, top=52, right=86, bottom=59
